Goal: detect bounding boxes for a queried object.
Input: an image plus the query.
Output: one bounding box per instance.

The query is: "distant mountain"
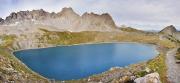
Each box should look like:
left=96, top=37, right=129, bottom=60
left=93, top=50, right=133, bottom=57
left=0, top=18, right=3, bottom=24
left=0, top=7, right=118, bottom=32
left=159, top=25, right=180, bottom=41
left=159, top=25, right=177, bottom=35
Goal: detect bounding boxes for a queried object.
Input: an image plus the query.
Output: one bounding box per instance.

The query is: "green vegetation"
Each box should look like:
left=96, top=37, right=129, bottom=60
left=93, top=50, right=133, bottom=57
left=0, top=35, right=16, bottom=48
left=39, top=28, right=160, bottom=46
left=135, top=70, right=148, bottom=77
left=115, top=32, right=159, bottom=44
left=39, top=28, right=118, bottom=45
left=161, top=34, right=180, bottom=44
left=158, top=39, right=177, bottom=49
left=147, top=54, right=168, bottom=83
left=41, top=31, right=96, bottom=45
left=175, top=48, right=180, bottom=60
left=120, top=27, right=143, bottom=32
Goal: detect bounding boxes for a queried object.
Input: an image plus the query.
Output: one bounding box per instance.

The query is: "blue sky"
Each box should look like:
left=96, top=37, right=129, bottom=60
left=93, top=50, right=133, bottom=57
left=0, top=0, right=179, bottom=30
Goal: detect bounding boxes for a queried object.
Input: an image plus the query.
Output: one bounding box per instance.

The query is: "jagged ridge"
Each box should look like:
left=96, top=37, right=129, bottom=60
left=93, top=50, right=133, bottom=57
left=0, top=7, right=117, bottom=32
left=160, top=25, right=177, bottom=35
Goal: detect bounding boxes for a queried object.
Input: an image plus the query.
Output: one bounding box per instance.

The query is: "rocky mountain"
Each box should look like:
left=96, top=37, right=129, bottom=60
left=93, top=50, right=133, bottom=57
left=0, top=7, right=118, bottom=32
left=0, top=18, right=3, bottom=24
left=160, top=25, right=177, bottom=35
left=159, top=25, right=180, bottom=41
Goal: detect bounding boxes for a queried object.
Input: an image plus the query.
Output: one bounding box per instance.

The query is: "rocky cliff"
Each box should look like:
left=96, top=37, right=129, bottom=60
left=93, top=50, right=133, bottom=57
left=159, top=25, right=180, bottom=41
left=160, top=25, right=177, bottom=35
left=0, top=7, right=118, bottom=32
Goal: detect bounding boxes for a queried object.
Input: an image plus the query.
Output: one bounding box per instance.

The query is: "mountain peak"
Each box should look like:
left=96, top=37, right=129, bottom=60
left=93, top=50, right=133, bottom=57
left=61, top=7, right=73, bottom=12
left=57, top=7, right=79, bottom=17
left=0, top=18, right=3, bottom=22
left=160, top=25, right=177, bottom=35
left=0, top=7, right=118, bottom=31
left=82, top=12, right=111, bottom=18
left=2, top=9, right=51, bottom=24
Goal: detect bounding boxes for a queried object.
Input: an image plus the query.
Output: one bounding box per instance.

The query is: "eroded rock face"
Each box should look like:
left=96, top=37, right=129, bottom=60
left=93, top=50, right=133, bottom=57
left=160, top=25, right=177, bottom=35
left=3, top=9, right=51, bottom=24
left=0, top=18, right=3, bottom=22
left=0, top=7, right=118, bottom=32
left=159, top=25, right=180, bottom=41
left=0, top=18, right=3, bottom=24
left=134, top=72, right=161, bottom=83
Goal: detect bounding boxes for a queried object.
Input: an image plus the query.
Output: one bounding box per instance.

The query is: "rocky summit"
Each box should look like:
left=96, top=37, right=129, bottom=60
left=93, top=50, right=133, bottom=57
left=159, top=25, right=180, bottom=40
left=160, top=25, right=177, bottom=35
left=0, top=7, right=118, bottom=32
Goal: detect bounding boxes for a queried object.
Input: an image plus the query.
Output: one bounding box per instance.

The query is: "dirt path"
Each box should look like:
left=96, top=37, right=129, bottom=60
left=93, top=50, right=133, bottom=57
left=166, top=48, right=180, bottom=83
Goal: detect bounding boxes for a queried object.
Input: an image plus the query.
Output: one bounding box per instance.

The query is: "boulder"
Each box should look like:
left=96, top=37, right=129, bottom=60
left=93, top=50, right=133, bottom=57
left=134, top=72, right=161, bottom=83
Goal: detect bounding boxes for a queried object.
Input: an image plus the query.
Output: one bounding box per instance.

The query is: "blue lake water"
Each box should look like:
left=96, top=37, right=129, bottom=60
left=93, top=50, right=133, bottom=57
left=14, top=43, right=157, bottom=80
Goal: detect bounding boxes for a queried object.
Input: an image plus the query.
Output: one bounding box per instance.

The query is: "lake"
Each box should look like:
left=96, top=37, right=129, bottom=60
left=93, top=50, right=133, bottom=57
left=14, top=43, right=158, bottom=80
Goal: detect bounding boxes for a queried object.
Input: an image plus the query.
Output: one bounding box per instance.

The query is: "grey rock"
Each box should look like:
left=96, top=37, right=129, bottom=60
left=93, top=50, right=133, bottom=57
left=134, top=72, right=161, bottom=83
left=160, top=25, right=177, bottom=35
left=159, top=25, right=180, bottom=41
left=0, top=7, right=118, bottom=32
left=3, top=9, right=51, bottom=24
left=0, top=18, right=4, bottom=23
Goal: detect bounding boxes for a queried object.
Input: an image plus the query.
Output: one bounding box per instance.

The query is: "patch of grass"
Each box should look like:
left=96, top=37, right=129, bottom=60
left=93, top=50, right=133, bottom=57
left=115, top=32, right=159, bottom=44
left=175, top=48, right=180, bottom=60
left=0, top=35, right=16, bottom=48
left=39, top=29, right=119, bottom=45
left=147, top=54, right=168, bottom=83
left=175, top=55, right=180, bottom=60
left=39, top=28, right=160, bottom=46
left=135, top=70, right=148, bottom=77
left=120, top=27, right=143, bottom=32
left=158, top=40, right=176, bottom=49
left=42, top=31, right=96, bottom=45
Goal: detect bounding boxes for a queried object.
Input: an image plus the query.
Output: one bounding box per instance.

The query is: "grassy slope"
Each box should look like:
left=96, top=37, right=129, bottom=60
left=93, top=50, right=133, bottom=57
left=147, top=53, right=168, bottom=83
left=175, top=48, right=180, bottom=60
left=0, top=47, right=47, bottom=80
left=0, top=35, right=49, bottom=82
left=39, top=28, right=160, bottom=45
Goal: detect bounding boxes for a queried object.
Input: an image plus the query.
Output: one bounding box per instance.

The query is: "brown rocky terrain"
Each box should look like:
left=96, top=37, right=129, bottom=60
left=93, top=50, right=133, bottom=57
left=0, top=7, right=118, bottom=32
left=159, top=25, right=180, bottom=41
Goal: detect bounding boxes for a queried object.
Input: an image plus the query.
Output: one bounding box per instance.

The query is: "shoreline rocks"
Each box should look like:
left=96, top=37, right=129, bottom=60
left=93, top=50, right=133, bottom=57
left=134, top=72, right=161, bottom=83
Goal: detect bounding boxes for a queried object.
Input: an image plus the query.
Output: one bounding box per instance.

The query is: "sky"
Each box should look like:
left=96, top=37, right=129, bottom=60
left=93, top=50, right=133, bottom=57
left=0, top=0, right=179, bottom=30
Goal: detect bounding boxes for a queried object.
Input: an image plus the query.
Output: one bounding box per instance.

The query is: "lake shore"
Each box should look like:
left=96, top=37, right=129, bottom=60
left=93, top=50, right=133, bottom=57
left=14, top=42, right=158, bottom=81
left=13, top=41, right=157, bottom=52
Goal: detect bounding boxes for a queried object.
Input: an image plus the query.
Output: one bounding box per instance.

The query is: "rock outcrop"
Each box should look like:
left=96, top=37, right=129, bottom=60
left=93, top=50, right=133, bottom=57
left=0, top=52, right=49, bottom=83
left=0, top=18, right=3, bottom=24
left=0, top=18, right=3, bottom=22
left=3, top=9, right=51, bottom=24
left=134, top=72, right=161, bottom=83
left=160, top=25, right=177, bottom=35
left=159, top=25, right=180, bottom=41
left=0, top=7, right=118, bottom=32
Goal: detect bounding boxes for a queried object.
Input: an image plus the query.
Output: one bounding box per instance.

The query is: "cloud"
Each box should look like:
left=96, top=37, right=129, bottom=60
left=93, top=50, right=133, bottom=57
left=0, top=0, right=179, bottom=30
